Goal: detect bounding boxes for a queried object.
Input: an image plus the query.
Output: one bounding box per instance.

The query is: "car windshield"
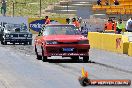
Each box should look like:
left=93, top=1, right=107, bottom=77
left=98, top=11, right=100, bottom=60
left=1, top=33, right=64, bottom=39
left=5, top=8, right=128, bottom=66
left=5, top=23, right=28, bottom=32
left=43, top=25, right=81, bottom=35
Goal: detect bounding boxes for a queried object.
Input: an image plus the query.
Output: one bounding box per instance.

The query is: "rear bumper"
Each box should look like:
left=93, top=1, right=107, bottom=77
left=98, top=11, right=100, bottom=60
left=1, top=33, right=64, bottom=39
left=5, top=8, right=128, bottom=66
left=44, top=44, right=90, bottom=56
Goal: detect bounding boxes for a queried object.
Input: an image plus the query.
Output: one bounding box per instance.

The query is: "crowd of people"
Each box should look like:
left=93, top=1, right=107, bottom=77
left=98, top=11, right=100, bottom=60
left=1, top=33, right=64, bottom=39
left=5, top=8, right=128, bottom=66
left=104, top=17, right=132, bottom=34
left=43, top=16, right=132, bottom=35
left=97, top=0, right=119, bottom=5
left=44, top=16, right=82, bottom=28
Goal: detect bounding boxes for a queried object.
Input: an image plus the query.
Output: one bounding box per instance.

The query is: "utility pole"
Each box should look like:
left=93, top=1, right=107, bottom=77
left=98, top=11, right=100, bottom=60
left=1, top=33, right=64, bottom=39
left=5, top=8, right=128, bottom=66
left=40, top=0, right=41, bottom=17
left=1, top=0, right=7, bottom=16
left=12, top=1, right=26, bottom=17
left=12, top=1, right=15, bottom=16
left=67, top=2, right=69, bottom=14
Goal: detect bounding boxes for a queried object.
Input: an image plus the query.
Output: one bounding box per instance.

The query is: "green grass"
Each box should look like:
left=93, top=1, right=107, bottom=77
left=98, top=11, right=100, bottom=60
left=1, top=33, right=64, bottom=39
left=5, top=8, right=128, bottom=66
left=1, top=0, right=61, bottom=17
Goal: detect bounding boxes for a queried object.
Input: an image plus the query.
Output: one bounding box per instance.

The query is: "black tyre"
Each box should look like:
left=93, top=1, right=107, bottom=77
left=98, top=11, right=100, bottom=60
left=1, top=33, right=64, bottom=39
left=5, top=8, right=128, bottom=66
left=79, top=77, right=91, bottom=86
left=35, top=45, right=42, bottom=60
left=71, top=56, right=79, bottom=61
left=41, top=46, right=47, bottom=62
left=83, top=56, right=89, bottom=63
left=29, top=41, right=32, bottom=45
left=13, top=42, right=15, bottom=45
left=1, top=40, right=7, bottom=45
left=24, top=42, right=28, bottom=45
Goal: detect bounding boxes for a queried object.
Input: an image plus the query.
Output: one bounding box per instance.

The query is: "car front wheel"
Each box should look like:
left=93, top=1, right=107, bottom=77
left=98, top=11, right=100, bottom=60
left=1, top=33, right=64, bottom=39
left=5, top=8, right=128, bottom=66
left=41, top=46, right=47, bottom=62
left=71, top=56, right=79, bottom=61
left=83, top=56, right=89, bottom=63
left=35, top=45, right=42, bottom=60
left=1, top=40, right=7, bottom=45
left=29, top=41, right=32, bottom=45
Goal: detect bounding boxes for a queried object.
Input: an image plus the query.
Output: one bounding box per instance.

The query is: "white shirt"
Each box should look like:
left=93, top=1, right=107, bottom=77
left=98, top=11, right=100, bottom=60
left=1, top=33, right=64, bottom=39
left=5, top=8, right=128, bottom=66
left=126, top=18, right=132, bottom=30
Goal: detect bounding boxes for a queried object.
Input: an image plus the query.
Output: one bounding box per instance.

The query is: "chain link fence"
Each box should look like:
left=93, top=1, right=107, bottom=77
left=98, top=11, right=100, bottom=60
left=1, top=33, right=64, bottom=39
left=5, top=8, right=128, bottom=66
left=0, top=0, right=61, bottom=17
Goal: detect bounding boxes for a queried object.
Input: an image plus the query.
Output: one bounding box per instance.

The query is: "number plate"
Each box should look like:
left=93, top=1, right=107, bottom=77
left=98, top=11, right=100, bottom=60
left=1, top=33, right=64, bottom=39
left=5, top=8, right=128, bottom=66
left=62, top=48, right=74, bottom=52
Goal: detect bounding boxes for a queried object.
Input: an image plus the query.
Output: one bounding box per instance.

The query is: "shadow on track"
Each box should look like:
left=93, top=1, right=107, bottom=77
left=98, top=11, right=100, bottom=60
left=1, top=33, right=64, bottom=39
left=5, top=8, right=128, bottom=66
left=39, top=58, right=94, bottom=63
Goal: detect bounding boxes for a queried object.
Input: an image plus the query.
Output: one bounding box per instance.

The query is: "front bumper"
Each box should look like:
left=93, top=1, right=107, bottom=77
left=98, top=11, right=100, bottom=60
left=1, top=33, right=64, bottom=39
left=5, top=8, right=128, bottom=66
left=4, top=38, right=32, bottom=43
left=44, top=44, right=90, bottom=56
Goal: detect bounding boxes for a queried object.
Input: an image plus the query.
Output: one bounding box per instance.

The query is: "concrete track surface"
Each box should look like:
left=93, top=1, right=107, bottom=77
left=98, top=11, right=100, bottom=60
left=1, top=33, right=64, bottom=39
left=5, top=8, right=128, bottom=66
left=0, top=35, right=132, bottom=88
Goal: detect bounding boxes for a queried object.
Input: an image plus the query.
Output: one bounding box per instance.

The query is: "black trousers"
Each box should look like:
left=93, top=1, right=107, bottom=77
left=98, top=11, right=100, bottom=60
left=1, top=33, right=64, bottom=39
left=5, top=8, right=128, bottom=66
left=126, top=30, right=132, bottom=32
left=97, top=1, right=101, bottom=5
left=116, top=27, right=122, bottom=34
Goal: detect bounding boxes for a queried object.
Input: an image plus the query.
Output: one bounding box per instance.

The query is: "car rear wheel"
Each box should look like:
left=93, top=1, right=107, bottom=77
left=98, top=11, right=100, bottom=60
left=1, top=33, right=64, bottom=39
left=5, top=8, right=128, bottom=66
left=83, top=56, right=89, bottom=63
left=35, top=45, right=42, bottom=60
left=71, top=56, right=79, bottom=61
left=41, top=46, right=47, bottom=62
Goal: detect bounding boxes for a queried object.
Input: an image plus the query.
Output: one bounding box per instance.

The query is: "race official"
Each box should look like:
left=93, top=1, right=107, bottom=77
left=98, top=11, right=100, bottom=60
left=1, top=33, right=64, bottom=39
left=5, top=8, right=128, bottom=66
left=126, top=17, right=132, bottom=32
left=116, top=19, right=125, bottom=34
left=45, top=16, right=50, bottom=24
left=104, top=19, right=114, bottom=31
left=66, top=18, right=71, bottom=24
left=72, top=18, right=80, bottom=28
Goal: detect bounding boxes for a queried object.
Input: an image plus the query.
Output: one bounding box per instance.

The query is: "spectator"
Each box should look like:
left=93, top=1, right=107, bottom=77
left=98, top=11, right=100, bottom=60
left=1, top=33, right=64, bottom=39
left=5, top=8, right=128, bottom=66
left=126, top=17, right=132, bottom=32
left=114, top=0, right=119, bottom=5
left=116, top=19, right=125, bottom=34
left=112, top=19, right=117, bottom=33
left=72, top=18, right=80, bottom=28
left=97, top=0, right=102, bottom=5
left=104, top=19, right=114, bottom=31
left=45, top=16, right=50, bottom=24
left=105, top=0, right=109, bottom=5
left=78, top=17, right=82, bottom=24
left=66, top=18, right=71, bottom=24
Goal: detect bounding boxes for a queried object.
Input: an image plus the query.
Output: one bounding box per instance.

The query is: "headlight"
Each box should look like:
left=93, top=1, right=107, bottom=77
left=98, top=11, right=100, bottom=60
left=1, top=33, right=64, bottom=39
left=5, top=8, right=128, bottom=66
left=10, top=35, right=13, bottom=37
left=46, top=40, right=58, bottom=44
left=28, top=34, right=32, bottom=38
left=5, top=34, right=9, bottom=38
left=78, top=40, right=89, bottom=44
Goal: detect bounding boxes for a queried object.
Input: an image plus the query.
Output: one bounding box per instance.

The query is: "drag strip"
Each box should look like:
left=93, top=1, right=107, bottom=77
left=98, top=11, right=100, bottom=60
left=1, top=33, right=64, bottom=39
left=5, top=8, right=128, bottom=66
left=0, top=37, right=132, bottom=88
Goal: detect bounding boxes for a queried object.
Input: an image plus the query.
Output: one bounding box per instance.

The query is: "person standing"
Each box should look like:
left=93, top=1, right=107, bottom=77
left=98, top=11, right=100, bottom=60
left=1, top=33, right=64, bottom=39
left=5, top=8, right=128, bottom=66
left=126, top=17, right=132, bottom=32
left=1, top=0, right=7, bottom=16
left=116, top=19, right=125, bottom=34
left=114, top=0, right=119, bottom=5
left=66, top=18, right=71, bottom=24
left=72, top=18, right=80, bottom=28
left=104, top=19, right=114, bottom=31
left=44, top=16, right=50, bottom=24
left=97, top=0, right=102, bottom=5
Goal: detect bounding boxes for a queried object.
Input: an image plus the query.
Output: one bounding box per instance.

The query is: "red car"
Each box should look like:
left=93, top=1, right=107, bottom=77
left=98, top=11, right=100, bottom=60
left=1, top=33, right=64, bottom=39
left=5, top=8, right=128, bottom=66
left=34, top=24, right=90, bottom=62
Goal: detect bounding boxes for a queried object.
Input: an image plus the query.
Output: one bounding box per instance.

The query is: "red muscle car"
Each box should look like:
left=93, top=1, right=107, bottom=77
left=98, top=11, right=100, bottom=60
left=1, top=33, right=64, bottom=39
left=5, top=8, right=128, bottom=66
left=34, top=24, right=90, bottom=62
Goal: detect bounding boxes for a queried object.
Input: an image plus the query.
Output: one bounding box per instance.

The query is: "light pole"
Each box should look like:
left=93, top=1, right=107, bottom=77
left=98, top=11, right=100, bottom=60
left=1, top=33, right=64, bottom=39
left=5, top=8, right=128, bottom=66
left=12, top=1, right=15, bottom=17
left=40, top=0, right=41, bottom=17
left=67, top=0, right=70, bottom=14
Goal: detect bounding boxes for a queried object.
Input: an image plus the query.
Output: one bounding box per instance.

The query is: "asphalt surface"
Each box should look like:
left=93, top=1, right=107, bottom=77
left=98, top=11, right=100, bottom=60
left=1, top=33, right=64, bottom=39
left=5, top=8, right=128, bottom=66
left=0, top=35, right=132, bottom=88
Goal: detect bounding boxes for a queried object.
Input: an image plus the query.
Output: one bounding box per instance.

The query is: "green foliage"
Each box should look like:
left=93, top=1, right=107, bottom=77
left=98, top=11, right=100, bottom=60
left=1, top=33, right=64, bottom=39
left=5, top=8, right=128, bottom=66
left=0, top=0, right=60, bottom=17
